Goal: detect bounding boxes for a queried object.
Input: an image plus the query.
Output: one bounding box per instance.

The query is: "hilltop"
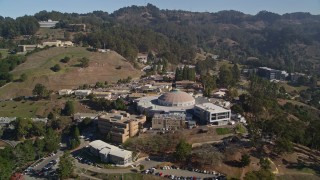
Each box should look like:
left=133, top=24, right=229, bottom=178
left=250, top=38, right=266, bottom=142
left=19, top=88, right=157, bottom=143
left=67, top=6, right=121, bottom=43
left=0, top=47, right=142, bottom=99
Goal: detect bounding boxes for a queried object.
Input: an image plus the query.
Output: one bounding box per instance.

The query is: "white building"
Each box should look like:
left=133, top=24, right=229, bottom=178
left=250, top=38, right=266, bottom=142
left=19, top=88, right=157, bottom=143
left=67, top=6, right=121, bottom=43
left=74, top=90, right=92, bottom=97
left=92, top=91, right=112, bottom=99
left=73, top=113, right=99, bottom=122
left=135, top=90, right=195, bottom=117
left=89, top=140, right=132, bottom=165
left=38, top=19, right=59, bottom=28
left=194, top=103, right=231, bottom=125
left=42, top=40, right=74, bottom=47
left=58, top=89, right=73, bottom=96
left=137, top=53, right=148, bottom=64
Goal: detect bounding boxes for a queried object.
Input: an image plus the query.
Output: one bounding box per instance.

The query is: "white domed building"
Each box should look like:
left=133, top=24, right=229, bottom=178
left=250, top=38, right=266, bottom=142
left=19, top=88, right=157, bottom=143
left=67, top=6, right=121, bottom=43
left=157, top=90, right=195, bottom=107
left=135, top=89, right=196, bottom=116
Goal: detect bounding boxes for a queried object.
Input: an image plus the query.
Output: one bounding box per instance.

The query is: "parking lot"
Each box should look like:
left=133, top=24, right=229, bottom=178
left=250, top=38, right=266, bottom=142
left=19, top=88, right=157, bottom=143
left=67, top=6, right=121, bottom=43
left=141, top=165, right=226, bottom=180
left=23, top=150, right=63, bottom=180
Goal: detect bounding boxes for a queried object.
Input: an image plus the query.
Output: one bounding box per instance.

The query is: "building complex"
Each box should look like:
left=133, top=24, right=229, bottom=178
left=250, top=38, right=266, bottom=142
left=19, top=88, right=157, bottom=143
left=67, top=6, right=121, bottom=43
left=89, top=140, right=132, bottom=165
left=98, top=110, right=146, bottom=143
left=257, top=67, right=288, bottom=81
left=194, top=103, right=231, bottom=125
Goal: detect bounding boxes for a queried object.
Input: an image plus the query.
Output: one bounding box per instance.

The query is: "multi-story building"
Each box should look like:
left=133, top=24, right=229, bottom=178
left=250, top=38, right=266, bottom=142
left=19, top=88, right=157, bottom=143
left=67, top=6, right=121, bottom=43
left=194, top=103, right=231, bottom=125
left=89, top=140, right=132, bottom=165
left=98, top=110, right=146, bottom=143
left=152, top=113, right=187, bottom=130
left=257, top=67, right=288, bottom=81
left=290, top=72, right=307, bottom=83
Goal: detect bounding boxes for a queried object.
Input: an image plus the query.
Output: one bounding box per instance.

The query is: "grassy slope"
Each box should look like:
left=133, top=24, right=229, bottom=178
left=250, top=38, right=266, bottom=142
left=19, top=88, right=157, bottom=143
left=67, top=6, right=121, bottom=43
left=0, top=47, right=142, bottom=99
left=0, top=49, right=9, bottom=59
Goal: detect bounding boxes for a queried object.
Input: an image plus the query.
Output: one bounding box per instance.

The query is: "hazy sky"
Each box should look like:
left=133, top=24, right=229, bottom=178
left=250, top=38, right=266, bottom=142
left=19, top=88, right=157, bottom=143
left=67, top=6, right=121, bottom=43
left=0, top=0, right=319, bottom=18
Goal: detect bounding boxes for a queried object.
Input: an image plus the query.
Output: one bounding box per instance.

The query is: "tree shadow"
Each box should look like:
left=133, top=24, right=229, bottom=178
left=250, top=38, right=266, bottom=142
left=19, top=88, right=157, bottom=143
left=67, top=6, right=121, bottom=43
left=224, top=160, right=243, bottom=168
left=286, top=162, right=320, bottom=176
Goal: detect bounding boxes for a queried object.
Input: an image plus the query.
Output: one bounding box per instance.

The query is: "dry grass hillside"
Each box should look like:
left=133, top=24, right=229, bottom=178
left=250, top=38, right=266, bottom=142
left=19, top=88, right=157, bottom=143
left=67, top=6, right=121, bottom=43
left=0, top=47, right=142, bottom=99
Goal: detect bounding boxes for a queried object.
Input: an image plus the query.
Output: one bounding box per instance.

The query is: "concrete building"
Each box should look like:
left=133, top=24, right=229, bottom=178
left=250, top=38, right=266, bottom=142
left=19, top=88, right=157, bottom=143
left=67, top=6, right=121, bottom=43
left=136, top=53, right=148, bottom=64
left=152, top=113, right=187, bottom=130
left=58, top=89, right=73, bottom=96
left=194, top=103, right=231, bottom=125
left=74, top=90, right=92, bottom=97
left=92, top=91, right=112, bottom=99
left=135, top=90, right=195, bottom=117
left=290, top=72, right=306, bottom=83
left=0, top=117, right=16, bottom=127
left=38, top=19, right=58, bottom=28
left=18, top=45, right=41, bottom=52
left=257, top=67, right=288, bottom=81
left=98, top=110, right=146, bottom=143
left=89, top=140, right=132, bottom=165
left=42, top=40, right=74, bottom=47
left=73, top=113, right=99, bottom=122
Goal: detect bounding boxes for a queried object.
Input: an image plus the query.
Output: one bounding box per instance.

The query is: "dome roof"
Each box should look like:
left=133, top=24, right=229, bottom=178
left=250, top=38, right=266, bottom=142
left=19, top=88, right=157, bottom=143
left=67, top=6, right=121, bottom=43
left=157, top=90, right=195, bottom=107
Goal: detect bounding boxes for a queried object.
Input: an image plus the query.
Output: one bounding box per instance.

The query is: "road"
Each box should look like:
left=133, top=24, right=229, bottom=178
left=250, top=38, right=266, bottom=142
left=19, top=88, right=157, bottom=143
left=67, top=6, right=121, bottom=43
left=24, top=150, right=63, bottom=180
left=33, top=150, right=63, bottom=171
left=75, top=155, right=218, bottom=179
left=153, top=169, right=217, bottom=179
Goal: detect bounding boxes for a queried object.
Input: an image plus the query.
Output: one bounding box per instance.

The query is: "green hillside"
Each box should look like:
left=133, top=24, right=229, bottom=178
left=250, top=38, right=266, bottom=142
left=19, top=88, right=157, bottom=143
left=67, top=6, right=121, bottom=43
left=0, top=47, right=142, bottom=99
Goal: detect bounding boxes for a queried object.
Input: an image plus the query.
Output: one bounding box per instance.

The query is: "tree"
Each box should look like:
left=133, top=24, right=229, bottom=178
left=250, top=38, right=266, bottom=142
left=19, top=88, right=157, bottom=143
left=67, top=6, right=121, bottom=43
left=309, top=76, right=318, bottom=88
left=63, top=101, right=74, bottom=116
left=47, top=112, right=54, bottom=120
left=244, top=169, right=275, bottom=180
left=51, top=119, right=63, bottom=130
left=31, top=121, right=46, bottom=136
left=218, top=65, right=233, bottom=88
left=58, top=151, right=74, bottom=179
left=61, top=56, right=70, bottom=63
left=0, top=147, right=15, bottom=180
left=240, top=154, right=251, bottom=167
left=226, top=87, right=239, bottom=100
left=14, top=117, right=33, bottom=139
left=79, top=57, right=89, bottom=68
left=14, top=140, right=36, bottom=165
left=51, top=64, right=61, bottom=72
left=259, top=157, right=271, bottom=170
left=70, top=125, right=80, bottom=149
left=20, top=73, right=27, bottom=82
left=275, top=138, right=293, bottom=154
left=232, top=63, right=241, bottom=84
left=174, top=139, right=192, bottom=161
left=231, top=104, right=244, bottom=114
left=32, top=83, right=48, bottom=98
left=44, top=128, right=60, bottom=152
left=201, top=74, right=217, bottom=97
left=139, top=164, right=145, bottom=171
left=34, top=137, right=45, bottom=158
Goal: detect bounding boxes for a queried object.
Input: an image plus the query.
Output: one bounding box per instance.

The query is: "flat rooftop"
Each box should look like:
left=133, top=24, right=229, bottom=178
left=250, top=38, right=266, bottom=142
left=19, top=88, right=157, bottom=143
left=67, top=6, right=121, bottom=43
left=136, top=96, right=194, bottom=112
left=99, top=110, right=145, bottom=123
left=195, top=103, right=230, bottom=113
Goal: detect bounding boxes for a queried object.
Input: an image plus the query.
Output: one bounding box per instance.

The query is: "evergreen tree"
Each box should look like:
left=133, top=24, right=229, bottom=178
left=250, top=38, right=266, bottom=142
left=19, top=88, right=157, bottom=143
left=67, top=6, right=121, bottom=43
left=174, top=139, right=192, bottom=161
left=44, top=128, right=60, bottom=152
left=63, top=101, right=74, bottom=116
left=32, top=83, right=48, bottom=99
left=58, top=151, right=74, bottom=179
left=232, top=63, right=241, bottom=84
left=218, top=65, right=233, bottom=88
left=240, top=154, right=251, bottom=167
